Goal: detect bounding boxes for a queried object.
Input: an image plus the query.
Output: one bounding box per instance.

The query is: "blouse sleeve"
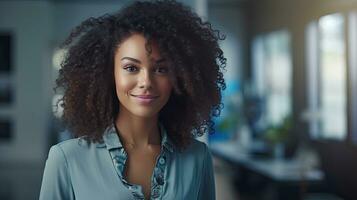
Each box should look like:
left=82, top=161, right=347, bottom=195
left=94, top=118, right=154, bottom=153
left=197, top=143, right=216, bottom=200
left=39, top=145, right=75, bottom=200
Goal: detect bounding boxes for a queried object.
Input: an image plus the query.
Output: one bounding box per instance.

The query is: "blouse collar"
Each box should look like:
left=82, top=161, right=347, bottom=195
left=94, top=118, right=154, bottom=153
left=96, top=122, right=174, bottom=153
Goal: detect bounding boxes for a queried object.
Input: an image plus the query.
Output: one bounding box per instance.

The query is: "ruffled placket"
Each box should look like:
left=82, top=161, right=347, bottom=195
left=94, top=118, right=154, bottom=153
left=104, top=123, right=173, bottom=200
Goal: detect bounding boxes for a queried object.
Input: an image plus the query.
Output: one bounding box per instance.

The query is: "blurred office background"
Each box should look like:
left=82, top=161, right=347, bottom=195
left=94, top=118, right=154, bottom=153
left=0, top=0, right=357, bottom=199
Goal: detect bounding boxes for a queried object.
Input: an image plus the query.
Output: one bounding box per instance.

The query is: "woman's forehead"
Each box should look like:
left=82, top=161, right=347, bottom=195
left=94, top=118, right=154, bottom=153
left=115, top=33, right=162, bottom=62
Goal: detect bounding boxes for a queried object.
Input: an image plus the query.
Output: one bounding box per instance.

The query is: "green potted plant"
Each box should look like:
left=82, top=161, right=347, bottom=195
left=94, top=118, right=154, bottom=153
left=264, top=115, right=292, bottom=158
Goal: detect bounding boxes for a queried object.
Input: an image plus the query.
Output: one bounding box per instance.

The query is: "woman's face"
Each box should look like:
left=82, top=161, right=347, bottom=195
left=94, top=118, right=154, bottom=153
left=114, top=33, right=172, bottom=118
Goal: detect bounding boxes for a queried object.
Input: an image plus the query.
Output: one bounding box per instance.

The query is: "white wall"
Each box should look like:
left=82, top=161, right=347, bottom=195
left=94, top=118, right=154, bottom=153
left=52, top=0, right=197, bottom=44
left=0, top=1, right=53, bottom=165
left=208, top=4, right=246, bottom=82
left=53, top=2, right=126, bottom=44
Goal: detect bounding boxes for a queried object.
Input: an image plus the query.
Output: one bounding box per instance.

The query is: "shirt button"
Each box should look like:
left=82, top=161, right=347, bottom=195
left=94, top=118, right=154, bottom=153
left=159, top=157, right=165, bottom=165
left=152, top=188, right=160, bottom=197
left=156, top=176, right=164, bottom=185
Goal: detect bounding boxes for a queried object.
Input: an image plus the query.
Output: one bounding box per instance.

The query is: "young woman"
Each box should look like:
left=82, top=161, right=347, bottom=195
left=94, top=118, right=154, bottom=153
left=39, top=1, right=226, bottom=199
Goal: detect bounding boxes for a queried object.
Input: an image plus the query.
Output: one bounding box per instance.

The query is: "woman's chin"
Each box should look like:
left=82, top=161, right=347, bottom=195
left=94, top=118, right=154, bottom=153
left=129, top=108, right=160, bottom=119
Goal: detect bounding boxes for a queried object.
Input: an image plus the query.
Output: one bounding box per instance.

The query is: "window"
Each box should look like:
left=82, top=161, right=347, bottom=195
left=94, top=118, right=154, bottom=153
left=348, top=12, right=357, bottom=143
left=305, top=13, right=347, bottom=140
left=251, top=30, right=292, bottom=129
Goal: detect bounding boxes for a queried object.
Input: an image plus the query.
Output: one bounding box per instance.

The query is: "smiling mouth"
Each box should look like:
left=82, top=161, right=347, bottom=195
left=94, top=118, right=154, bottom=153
left=130, top=94, right=159, bottom=99
left=130, top=94, right=159, bottom=104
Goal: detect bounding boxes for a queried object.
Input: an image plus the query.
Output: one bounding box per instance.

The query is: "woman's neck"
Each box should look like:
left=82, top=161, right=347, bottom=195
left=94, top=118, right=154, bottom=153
left=115, top=110, right=161, bottom=149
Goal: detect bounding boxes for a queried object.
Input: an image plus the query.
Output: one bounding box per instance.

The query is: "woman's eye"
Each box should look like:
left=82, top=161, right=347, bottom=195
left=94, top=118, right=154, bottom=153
left=155, top=67, right=168, bottom=74
left=123, top=65, right=138, bottom=72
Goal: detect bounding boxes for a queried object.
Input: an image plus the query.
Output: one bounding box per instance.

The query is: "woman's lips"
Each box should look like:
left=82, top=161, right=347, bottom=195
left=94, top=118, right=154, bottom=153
left=131, top=94, right=159, bottom=104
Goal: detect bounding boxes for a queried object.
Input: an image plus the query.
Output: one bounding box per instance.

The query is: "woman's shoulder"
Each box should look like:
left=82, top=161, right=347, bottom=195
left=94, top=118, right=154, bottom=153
left=174, top=139, right=214, bottom=175
left=54, top=137, right=91, bottom=152
left=179, top=138, right=211, bottom=162
left=47, top=137, right=101, bottom=164
left=185, top=138, right=209, bottom=154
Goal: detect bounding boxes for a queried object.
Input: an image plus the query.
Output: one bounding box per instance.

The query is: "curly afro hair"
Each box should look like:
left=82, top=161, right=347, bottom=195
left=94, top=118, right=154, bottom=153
left=56, top=0, right=226, bottom=149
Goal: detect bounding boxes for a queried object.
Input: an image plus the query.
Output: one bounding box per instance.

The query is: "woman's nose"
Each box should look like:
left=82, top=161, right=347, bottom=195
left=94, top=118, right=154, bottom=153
left=138, top=70, right=153, bottom=89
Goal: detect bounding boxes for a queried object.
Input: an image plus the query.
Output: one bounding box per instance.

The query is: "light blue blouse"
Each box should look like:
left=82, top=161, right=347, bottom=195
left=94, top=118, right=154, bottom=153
left=39, top=124, right=216, bottom=200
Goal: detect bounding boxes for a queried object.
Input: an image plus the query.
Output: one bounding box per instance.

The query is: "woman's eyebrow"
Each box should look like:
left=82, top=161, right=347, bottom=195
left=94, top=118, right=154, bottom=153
left=121, top=57, right=141, bottom=63
left=154, top=58, right=166, bottom=64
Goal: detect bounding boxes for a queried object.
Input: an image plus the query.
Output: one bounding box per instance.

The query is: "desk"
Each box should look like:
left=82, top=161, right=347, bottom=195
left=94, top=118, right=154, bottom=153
left=210, top=142, right=325, bottom=200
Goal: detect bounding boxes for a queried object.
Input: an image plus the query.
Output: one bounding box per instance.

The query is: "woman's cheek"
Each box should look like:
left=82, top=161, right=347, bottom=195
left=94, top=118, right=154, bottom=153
left=116, top=74, right=135, bottom=95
